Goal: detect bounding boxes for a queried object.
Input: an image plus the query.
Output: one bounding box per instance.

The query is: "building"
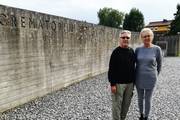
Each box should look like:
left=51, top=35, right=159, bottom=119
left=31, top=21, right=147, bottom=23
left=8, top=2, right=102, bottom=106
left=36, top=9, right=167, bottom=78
left=146, top=19, right=172, bottom=34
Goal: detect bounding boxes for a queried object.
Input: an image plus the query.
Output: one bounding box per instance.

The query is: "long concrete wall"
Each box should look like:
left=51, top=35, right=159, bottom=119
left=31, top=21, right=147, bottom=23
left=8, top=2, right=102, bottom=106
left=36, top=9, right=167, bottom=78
left=0, top=4, right=140, bottom=112
left=154, top=35, right=180, bottom=56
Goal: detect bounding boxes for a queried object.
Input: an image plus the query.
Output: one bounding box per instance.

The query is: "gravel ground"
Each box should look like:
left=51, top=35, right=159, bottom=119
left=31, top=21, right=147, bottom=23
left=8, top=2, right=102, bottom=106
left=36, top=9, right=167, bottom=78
left=0, top=57, right=180, bottom=120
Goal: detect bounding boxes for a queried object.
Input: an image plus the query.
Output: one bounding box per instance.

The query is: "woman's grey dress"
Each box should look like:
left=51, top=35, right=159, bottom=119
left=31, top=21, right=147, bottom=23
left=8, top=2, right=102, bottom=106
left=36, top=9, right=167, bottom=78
left=135, top=45, right=162, bottom=89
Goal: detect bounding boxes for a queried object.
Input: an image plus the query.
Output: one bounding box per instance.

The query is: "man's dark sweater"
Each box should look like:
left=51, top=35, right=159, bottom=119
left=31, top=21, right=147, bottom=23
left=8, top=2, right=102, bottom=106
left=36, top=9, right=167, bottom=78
left=108, top=46, right=135, bottom=86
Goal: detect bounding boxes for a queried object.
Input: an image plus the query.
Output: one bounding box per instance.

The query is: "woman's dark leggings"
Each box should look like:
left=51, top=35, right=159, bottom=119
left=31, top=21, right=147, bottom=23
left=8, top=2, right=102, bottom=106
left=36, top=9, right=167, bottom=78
left=136, top=88, right=154, bottom=117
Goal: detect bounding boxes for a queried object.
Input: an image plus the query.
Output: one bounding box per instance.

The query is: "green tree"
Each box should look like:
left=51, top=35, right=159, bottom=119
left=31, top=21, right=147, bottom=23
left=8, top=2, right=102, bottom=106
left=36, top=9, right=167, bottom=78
left=97, top=7, right=124, bottom=28
left=122, top=14, right=129, bottom=30
left=123, top=8, right=144, bottom=32
left=169, top=4, right=180, bottom=35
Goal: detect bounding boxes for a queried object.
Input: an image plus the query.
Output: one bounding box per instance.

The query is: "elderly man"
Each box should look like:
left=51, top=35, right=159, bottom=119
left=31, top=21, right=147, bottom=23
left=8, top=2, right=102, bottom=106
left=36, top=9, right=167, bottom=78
left=108, top=30, right=135, bottom=120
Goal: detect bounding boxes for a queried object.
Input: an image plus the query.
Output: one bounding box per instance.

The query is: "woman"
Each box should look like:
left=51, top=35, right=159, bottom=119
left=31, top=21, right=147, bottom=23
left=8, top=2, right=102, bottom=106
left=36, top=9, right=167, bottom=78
left=135, top=28, right=162, bottom=120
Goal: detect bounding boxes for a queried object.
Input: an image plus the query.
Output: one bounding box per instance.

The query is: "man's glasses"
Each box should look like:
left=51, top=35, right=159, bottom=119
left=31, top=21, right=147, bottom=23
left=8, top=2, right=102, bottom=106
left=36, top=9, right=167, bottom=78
left=120, top=36, right=130, bottom=39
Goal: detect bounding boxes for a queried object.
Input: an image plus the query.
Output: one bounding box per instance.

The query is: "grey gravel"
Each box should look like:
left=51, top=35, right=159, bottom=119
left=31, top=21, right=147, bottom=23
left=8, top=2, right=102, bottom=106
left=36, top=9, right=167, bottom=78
left=0, top=57, right=180, bottom=120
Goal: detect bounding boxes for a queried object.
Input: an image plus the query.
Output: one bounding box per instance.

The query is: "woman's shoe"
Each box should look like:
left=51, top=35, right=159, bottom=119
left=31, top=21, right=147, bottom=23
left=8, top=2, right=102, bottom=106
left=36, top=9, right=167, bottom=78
left=144, top=117, right=148, bottom=120
left=139, top=114, right=144, bottom=120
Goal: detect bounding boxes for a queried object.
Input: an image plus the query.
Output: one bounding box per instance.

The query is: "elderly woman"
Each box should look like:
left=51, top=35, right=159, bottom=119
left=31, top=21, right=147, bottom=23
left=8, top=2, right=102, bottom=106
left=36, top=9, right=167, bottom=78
left=135, top=28, right=162, bottom=120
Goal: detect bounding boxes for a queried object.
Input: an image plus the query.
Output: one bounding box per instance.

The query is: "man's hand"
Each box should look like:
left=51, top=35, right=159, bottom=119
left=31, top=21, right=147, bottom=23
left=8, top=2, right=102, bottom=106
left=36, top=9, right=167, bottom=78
left=111, top=85, right=117, bottom=93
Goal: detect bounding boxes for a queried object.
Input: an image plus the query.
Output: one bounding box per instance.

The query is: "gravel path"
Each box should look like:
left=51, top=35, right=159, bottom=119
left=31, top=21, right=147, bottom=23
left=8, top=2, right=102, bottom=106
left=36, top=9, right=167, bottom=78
left=1, top=57, right=180, bottom=120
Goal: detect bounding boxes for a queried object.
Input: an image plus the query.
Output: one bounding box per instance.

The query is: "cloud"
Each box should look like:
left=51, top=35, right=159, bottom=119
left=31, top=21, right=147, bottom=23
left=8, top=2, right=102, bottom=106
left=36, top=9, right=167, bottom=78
left=131, top=0, right=180, bottom=24
left=0, top=0, right=179, bottom=25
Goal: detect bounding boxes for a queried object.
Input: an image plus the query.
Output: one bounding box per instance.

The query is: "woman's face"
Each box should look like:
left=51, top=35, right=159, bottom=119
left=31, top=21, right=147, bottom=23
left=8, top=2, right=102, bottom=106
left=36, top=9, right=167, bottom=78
left=141, top=31, right=153, bottom=46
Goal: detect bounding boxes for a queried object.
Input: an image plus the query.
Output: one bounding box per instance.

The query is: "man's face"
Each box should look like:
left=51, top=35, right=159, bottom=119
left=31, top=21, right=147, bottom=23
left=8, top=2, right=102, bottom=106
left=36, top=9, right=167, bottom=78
left=120, top=33, right=131, bottom=48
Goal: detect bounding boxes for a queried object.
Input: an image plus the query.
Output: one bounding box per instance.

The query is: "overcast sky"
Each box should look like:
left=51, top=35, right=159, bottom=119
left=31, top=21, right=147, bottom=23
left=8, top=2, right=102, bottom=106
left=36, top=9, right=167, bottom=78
left=0, top=0, right=179, bottom=25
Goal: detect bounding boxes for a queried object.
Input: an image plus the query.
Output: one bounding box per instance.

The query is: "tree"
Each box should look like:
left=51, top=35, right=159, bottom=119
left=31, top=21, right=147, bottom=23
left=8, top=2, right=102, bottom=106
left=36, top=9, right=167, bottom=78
left=169, top=4, right=180, bottom=35
left=97, top=7, right=124, bottom=28
left=122, top=14, right=130, bottom=30
left=123, top=8, right=144, bottom=32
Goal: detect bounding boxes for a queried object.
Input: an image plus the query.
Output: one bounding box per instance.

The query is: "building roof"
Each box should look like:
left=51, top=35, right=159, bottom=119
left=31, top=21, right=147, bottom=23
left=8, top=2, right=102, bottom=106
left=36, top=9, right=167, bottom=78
left=146, top=19, right=172, bottom=27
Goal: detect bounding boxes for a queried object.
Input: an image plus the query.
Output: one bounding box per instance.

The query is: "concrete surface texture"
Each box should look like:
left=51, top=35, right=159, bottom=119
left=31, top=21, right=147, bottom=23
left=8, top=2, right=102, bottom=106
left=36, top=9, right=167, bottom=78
left=1, top=57, right=180, bottom=120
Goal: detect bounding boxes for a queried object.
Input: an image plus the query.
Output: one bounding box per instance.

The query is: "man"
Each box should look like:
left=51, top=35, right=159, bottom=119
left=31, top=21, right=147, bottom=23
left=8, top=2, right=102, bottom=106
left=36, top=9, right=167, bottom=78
left=108, top=30, right=135, bottom=120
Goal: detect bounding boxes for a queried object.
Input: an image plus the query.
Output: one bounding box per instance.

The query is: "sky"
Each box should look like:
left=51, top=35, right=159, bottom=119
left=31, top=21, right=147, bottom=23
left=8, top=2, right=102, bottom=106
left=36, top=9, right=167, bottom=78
left=0, top=0, right=179, bottom=25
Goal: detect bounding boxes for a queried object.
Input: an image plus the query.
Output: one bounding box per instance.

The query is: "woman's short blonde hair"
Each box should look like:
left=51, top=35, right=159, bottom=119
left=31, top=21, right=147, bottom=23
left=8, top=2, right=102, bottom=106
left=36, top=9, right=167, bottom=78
left=140, top=28, right=154, bottom=40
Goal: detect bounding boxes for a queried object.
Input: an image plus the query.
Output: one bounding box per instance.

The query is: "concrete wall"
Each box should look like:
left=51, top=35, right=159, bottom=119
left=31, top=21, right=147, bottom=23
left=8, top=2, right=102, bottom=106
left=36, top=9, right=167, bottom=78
left=0, top=4, right=140, bottom=112
left=154, top=35, right=180, bottom=56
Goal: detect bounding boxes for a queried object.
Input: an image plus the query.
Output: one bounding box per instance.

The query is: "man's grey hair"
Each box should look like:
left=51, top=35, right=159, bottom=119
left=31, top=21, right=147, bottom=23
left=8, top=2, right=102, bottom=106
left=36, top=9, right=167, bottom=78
left=119, top=30, right=131, bottom=37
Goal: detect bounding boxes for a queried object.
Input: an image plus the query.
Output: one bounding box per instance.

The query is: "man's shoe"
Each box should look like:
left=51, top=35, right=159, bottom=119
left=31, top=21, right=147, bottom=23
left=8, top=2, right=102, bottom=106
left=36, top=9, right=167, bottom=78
left=121, top=116, right=126, bottom=120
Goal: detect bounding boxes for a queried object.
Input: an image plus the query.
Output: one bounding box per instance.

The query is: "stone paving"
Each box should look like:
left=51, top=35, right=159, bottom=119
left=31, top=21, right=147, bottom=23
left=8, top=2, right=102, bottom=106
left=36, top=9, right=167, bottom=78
left=0, top=57, right=180, bottom=120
